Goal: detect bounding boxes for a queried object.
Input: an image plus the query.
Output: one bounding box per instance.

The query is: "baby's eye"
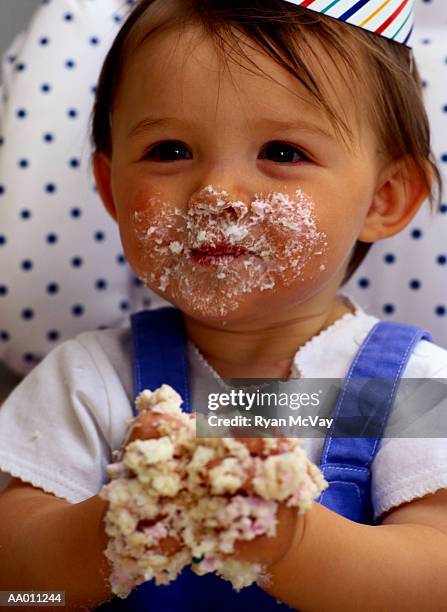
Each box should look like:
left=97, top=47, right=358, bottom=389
left=260, top=142, right=310, bottom=164
left=142, top=141, right=192, bottom=162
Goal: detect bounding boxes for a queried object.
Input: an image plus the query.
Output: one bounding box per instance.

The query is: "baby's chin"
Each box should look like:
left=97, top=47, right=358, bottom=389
left=135, top=252, right=328, bottom=327
left=158, top=281, right=312, bottom=331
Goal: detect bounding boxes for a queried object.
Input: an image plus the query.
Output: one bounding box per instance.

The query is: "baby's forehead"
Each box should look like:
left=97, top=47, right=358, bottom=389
left=118, top=11, right=369, bottom=149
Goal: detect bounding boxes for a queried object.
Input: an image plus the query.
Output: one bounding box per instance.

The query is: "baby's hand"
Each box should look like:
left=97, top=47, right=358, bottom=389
left=231, top=502, right=303, bottom=568
left=224, top=437, right=303, bottom=567
left=116, top=412, right=189, bottom=558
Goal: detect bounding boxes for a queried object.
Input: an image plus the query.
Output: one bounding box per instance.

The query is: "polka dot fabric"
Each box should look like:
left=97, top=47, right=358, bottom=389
left=344, top=0, right=447, bottom=348
left=1, top=0, right=447, bottom=374
left=0, top=0, right=166, bottom=375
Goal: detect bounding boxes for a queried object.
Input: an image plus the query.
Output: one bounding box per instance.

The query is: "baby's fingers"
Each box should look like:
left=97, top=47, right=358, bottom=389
left=127, top=412, right=186, bottom=443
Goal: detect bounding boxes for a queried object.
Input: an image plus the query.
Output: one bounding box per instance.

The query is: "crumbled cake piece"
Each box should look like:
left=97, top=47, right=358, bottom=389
left=100, top=384, right=328, bottom=598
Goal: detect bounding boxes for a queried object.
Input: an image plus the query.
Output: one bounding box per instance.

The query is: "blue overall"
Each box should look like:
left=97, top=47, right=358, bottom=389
left=96, top=306, right=432, bottom=611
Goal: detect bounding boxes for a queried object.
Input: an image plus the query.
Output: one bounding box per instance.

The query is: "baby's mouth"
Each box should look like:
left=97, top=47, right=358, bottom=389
left=189, top=242, right=250, bottom=266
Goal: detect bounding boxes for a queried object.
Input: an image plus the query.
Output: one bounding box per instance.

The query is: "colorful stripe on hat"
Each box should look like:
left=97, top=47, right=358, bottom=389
left=282, top=0, right=415, bottom=47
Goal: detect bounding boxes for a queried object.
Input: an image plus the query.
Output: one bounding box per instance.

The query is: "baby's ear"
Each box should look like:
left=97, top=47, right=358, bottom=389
left=92, top=152, right=118, bottom=222
left=357, top=155, right=432, bottom=243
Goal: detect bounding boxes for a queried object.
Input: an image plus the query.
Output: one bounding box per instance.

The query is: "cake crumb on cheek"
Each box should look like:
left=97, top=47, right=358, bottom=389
left=130, top=185, right=328, bottom=318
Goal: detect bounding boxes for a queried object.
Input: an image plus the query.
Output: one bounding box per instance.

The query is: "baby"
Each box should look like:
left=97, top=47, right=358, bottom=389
left=1, top=0, right=447, bottom=610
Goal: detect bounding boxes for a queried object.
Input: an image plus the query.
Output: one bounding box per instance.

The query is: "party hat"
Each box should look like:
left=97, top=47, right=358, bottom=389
left=282, top=0, right=414, bottom=47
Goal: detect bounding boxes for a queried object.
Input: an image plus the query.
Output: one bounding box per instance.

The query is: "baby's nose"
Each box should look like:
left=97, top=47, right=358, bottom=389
left=189, top=184, right=248, bottom=221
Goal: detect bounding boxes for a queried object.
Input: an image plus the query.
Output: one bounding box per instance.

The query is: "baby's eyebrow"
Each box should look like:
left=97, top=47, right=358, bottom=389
left=254, top=117, right=334, bottom=140
left=128, top=116, right=335, bottom=140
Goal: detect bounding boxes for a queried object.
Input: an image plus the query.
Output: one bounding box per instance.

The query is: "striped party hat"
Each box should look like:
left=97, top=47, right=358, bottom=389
left=282, top=0, right=415, bottom=47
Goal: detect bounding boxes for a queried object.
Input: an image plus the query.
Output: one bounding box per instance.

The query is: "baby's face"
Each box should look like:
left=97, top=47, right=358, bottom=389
left=103, top=24, right=382, bottom=324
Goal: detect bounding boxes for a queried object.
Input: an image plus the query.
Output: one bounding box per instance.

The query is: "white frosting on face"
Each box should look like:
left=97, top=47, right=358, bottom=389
left=132, top=184, right=328, bottom=319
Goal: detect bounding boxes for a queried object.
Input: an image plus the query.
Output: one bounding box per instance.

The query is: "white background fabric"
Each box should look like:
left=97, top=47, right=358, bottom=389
left=0, top=0, right=167, bottom=376
left=0, top=0, right=446, bottom=376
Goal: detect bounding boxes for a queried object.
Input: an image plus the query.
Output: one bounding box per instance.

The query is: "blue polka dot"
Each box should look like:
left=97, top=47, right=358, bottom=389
left=15, top=62, right=26, bottom=72
left=71, top=256, right=83, bottom=268
left=18, top=159, right=29, bottom=168
left=0, top=235, right=6, bottom=246
left=70, top=207, right=82, bottom=218
left=39, top=36, right=49, bottom=45
left=383, top=303, right=395, bottom=315
left=20, top=209, right=31, bottom=219
left=64, top=12, right=73, bottom=21
left=358, top=277, right=370, bottom=289
left=89, top=36, right=100, bottom=45
left=421, top=38, right=431, bottom=45
left=113, top=14, right=122, bottom=23
left=40, top=83, right=51, bottom=93
left=95, top=279, right=108, bottom=290
left=72, top=304, right=84, bottom=317
left=22, top=308, right=34, bottom=320
left=0, top=331, right=10, bottom=342
left=0, top=136, right=4, bottom=146
left=440, top=204, right=447, bottom=214
left=409, top=279, right=421, bottom=290
left=46, top=282, right=59, bottom=294
left=97, top=325, right=109, bottom=331
left=117, top=254, right=126, bottom=265
left=43, top=132, right=54, bottom=143
left=21, top=260, right=33, bottom=271
left=133, top=277, right=143, bottom=287
left=47, top=330, right=60, bottom=342
left=94, top=231, right=105, bottom=241
left=45, top=183, right=56, bottom=193
left=69, top=158, right=80, bottom=169
left=437, top=255, right=446, bottom=265
left=92, top=184, right=98, bottom=193
left=67, top=108, right=78, bottom=118
left=435, top=306, right=446, bottom=317
left=16, top=108, right=27, bottom=119
left=90, top=85, right=97, bottom=94
left=7, top=54, right=16, bottom=64
left=0, top=185, right=5, bottom=195
left=0, top=285, right=8, bottom=296
left=384, top=253, right=396, bottom=264
left=441, top=153, right=447, bottom=163
left=411, top=228, right=422, bottom=239
left=46, top=233, right=58, bottom=244
left=142, top=298, right=151, bottom=308
left=23, top=353, right=36, bottom=363
left=65, top=59, right=76, bottom=69
left=120, top=300, right=130, bottom=311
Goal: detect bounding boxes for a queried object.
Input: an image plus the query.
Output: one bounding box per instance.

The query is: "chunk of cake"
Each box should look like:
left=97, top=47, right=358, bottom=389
left=100, top=384, right=328, bottom=598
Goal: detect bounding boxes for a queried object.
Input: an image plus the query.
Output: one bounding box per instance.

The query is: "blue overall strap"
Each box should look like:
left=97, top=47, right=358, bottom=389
left=317, top=320, right=433, bottom=525
left=130, top=307, right=191, bottom=414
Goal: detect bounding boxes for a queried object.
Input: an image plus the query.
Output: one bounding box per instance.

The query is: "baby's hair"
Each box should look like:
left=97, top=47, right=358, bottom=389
left=91, top=0, right=442, bottom=286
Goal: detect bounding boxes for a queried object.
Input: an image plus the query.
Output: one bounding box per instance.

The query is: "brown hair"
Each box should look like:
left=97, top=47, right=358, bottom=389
left=91, top=0, right=443, bottom=286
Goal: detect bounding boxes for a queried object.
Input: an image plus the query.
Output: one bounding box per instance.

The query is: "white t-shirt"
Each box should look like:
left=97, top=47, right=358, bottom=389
left=1, top=293, right=447, bottom=521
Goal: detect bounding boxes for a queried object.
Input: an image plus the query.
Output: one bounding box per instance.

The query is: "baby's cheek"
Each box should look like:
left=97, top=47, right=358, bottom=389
left=118, top=192, right=183, bottom=276
left=250, top=190, right=329, bottom=287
